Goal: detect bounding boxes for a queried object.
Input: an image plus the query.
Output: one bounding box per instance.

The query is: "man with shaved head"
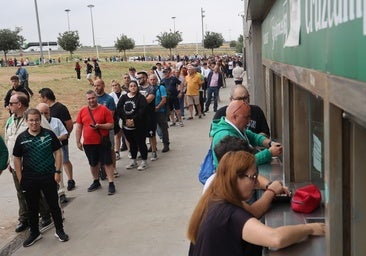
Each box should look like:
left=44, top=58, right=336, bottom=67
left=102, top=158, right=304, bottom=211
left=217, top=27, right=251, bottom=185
left=213, top=84, right=270, bottom=137
left=210, top=100, right=282, bottom=168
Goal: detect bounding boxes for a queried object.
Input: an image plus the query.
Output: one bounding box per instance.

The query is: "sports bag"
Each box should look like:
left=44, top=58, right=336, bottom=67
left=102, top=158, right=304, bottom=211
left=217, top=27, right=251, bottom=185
left=198, top=147, right=215, bottom=185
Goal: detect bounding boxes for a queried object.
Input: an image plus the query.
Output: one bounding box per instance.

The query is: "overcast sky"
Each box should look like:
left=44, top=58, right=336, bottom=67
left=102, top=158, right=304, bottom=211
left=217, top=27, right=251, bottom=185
left=1, top=0, right=244, bottom=47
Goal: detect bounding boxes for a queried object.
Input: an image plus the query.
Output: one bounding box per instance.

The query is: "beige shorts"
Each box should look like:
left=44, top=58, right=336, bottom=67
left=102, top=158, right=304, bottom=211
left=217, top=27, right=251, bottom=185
left=86, top=73, right=92, bottom=80
left=186, top=95, right=200, bottom=106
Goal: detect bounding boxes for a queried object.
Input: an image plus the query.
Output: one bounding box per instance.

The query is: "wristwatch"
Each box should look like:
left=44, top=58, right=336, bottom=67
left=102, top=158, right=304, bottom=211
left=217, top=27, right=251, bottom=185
left=55, top=170, right=61, bottom=174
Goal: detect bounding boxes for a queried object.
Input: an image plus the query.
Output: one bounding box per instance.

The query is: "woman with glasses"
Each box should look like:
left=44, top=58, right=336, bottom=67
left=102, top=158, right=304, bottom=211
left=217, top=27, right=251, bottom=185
left=187, top=151, right=325, bottom=256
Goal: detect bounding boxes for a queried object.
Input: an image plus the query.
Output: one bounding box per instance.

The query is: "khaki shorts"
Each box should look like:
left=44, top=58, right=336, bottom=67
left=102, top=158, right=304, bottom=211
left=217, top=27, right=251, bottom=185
left=86, top=73, right=92, bottom=80
left=186, top=95, right=200, bottom=106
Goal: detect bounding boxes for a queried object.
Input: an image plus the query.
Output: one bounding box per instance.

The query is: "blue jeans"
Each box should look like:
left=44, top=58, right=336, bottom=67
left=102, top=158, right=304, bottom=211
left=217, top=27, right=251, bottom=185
left=205, top=86, right=219, bottom=111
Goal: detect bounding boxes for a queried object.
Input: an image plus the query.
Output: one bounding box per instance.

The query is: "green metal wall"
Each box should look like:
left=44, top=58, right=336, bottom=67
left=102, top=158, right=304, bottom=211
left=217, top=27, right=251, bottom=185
left=262, top=0, right=366, bottom=82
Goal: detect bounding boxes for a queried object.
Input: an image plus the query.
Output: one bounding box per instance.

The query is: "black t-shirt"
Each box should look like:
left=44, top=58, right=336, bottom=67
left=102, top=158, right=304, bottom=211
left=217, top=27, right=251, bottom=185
left=50, top=102, right=72, bottom=145
left=213, top=105, right=270, bottom=137
left=160, top=77, right=181, bottom=97
left=189, top=201, right=252, bottom=256
left=13, top=127, right=61, bottom=178
left=86, top=63, right=93, bottom=74
left=94, top=62, right=101, bottom=75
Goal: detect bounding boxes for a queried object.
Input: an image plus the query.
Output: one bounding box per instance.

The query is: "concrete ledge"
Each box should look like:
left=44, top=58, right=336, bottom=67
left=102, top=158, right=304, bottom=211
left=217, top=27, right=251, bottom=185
left=0, top=231, right=25, bottom=256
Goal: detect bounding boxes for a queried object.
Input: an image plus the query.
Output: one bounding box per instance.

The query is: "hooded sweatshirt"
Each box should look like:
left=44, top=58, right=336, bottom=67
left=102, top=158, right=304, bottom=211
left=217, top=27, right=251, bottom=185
left=210, top=117, right=272, bottom=168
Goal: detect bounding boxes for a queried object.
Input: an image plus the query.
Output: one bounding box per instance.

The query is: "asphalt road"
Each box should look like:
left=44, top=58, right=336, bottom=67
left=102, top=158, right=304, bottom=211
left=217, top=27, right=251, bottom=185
left=0, top=79, right=234, bottom=256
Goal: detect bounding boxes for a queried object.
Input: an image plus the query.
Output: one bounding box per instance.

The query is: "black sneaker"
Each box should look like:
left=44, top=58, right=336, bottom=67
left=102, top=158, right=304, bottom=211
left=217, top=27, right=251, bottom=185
left=162, top=145, right=170, bottom=153
left=67, top=179, right=75, bottom=191
left=55, top=229, right=69, bottom=242
left=23, top=232, right=42, bottom=247
left=59, top=194, right=68, bottom=204
left=15, top=221, right=28, bottom=233
left=40, top=218, right=54, bottom=232
left=108, top=182, right=115, bottom=195
left=87, top=180, right=101, bottom=192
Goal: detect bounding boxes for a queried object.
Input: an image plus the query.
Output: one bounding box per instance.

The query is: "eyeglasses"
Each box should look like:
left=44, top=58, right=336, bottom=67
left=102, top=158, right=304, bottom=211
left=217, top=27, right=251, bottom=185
left=27, top=119, right=40, bottom=124
left=233, top=95, right=250, bottom=102
left=9, top=101, right=19, bottom=106
left=241, top=173, right=258, bottom=182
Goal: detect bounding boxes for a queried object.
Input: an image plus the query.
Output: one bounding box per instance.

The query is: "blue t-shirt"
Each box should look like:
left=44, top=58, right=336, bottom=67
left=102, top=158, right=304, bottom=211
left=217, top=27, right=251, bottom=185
left=155, top=85, right=167, bottom=113
left=97, top=93, right=116, bottom=111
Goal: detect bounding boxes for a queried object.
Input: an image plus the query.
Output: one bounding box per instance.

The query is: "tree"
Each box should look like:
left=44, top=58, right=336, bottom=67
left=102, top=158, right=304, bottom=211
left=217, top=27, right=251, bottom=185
left=57, top=31, right=81, bottom=58
left=235, top=35, right=244, bottom=53
left=114, top=34, right=135, bottom=61
left=229, top=40, right=237, bottom=48
left=203, top=31, right=224, bottom=55
left=156, top=31, right=183, bottom=59
left=0, top=27, right=24, bottom=62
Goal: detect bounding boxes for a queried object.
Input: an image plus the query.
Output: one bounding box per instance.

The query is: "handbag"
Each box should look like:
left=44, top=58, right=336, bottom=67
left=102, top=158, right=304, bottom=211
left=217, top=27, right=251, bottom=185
left=291, top=184, right=322, bottom=213
left=87, top=107, right=111, bottom=148
left=198, top=146, right=215, bottom=185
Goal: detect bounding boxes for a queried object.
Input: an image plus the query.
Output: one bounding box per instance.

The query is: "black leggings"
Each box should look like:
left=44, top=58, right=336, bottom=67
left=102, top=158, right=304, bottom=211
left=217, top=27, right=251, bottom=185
left=21, top=174, right=63, bottom=233
left=123, top=128, right=148, bottom=160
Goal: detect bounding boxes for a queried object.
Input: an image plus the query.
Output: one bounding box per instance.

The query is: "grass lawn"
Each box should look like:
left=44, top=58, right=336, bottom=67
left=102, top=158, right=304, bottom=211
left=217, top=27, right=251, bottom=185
left=0, top=61, right=155, bottom=136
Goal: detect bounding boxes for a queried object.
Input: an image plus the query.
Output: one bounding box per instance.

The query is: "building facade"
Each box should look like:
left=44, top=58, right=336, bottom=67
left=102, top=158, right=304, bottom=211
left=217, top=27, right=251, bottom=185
left=245, top=1, right=366, bottom=255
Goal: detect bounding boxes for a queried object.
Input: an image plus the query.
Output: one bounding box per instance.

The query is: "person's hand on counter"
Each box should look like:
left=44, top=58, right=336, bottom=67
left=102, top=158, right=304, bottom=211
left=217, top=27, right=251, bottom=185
left=269, top=142, right=283, bottom=157
left=307, top=223, right=326, bottom=236
left=266, top=180, right=291, bottom=196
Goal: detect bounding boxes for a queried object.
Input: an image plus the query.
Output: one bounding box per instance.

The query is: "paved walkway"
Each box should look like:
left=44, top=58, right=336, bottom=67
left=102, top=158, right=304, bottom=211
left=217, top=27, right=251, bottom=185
left=0, top=79, right=234, bottom=256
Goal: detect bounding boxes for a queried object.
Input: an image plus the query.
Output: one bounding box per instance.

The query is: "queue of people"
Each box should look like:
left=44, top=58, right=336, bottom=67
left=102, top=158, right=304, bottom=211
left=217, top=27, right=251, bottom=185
left=1, top=56, right=325, bottom=253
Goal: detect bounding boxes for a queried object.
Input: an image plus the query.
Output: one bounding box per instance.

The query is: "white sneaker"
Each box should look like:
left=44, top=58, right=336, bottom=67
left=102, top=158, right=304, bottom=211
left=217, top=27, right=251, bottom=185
left=179, top=122, right=184, bottom=127
left=137, top=160, right=148, bottom=171
left=113, top=170, right=119, bottom=177
left=126, top=160, right=137, bottom=169
left=150, top=152, right=158, bottom=161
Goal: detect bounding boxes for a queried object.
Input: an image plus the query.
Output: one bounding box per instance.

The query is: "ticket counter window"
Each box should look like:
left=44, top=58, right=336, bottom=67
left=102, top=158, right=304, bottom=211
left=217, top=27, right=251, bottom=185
left=289, top=83, right=324, bottom=187
left=309, top=95, right=324, bottom=188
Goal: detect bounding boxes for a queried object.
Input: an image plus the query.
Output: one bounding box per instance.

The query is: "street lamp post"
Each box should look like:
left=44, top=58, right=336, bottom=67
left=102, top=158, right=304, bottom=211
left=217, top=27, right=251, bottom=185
left=171, top=16, right=176, bottom=32
left=65, top=9, right=71, bottom=31
left=87, top=4, right=99, bottom=60
left=241, top=0, right=247, bottom=69
left=34, top=0, right=44, bottom=63
left=201, top=8, right=205, bottom=52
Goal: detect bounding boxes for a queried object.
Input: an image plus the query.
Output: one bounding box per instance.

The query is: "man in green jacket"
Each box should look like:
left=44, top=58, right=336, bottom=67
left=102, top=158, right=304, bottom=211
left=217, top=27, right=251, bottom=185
left=210, top=100, right=282, bottom=168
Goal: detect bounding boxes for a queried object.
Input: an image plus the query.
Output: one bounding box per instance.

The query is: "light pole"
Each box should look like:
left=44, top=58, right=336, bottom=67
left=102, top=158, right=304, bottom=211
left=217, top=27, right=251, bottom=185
left=65, top=9, right=71, bottom=31
left=87, top=4, right=99, bottom=60
left=201, top=8, right=205, bottom=52
left=171, top=16, right=176, bottom=32
left=241, top=0, right=247, bottom=69
left=34, top=0, right=44, bottom=63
